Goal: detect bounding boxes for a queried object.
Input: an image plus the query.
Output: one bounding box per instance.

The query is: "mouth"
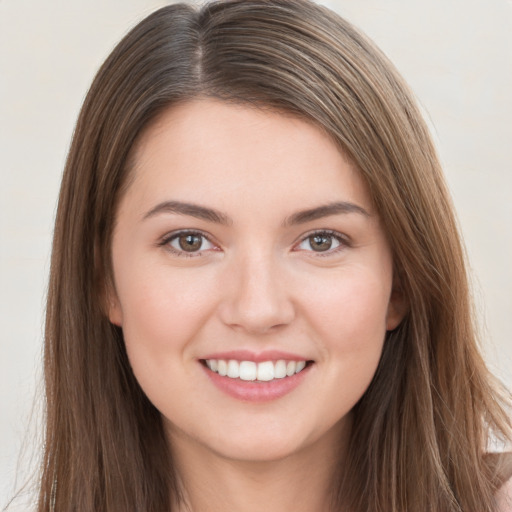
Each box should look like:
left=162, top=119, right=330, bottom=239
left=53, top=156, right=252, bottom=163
left=200, top=358, right=313, bottom=382
left=199, top=350, right=315, bottom=401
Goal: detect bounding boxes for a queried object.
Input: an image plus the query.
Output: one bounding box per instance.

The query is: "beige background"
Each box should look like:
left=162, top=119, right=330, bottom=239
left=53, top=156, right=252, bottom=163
left=1, top=0, right=511, bottom=506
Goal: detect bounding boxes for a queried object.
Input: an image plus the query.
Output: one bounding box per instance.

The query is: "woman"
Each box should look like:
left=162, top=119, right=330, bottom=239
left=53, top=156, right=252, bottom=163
left=37, top=0, right=511, bottom=510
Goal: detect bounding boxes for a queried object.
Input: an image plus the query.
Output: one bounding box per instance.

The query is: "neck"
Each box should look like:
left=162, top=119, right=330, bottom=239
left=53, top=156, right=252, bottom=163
left=169, top=420, right=350, bottom=512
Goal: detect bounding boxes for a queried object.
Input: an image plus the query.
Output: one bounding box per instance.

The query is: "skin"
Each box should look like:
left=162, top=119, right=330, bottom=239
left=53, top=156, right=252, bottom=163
left=497, top=480, right=512, bottom=512
left=108, top=99, right=405, bottom=511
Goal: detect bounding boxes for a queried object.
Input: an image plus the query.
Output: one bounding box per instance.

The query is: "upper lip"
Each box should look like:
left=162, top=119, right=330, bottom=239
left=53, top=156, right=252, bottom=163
left=200, top=350, right=310, bottom=363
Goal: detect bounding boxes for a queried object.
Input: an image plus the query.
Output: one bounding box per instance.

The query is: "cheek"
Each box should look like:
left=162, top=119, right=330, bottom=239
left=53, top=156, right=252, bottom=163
left=301, top=266, right=391, bottom=388
left=115, top=260, right=220, bottom=359
left=302, top=269, right=390, bottom=415
left=303, top=267, right=391, bottom=345
left=116, top=263, right=222, bottom=413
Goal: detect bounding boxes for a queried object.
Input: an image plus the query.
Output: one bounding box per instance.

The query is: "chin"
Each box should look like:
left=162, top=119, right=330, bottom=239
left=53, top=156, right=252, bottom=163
left=211, top=435, right=308, bottom=464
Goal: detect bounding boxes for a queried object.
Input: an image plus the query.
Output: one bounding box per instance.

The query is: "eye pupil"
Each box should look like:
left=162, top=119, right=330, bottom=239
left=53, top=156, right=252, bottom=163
left=179, top=234, right=202, bottom=252
left=310, top=234, right=332, bottom=251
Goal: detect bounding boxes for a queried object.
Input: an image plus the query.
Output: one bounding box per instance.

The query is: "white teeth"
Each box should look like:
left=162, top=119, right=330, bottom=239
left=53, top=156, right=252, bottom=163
left=217, top=359, right=227, bottom=376
left=227, top=360, right=240, bottom=378
left=286, top=361, right=296, bottom=376
left=295, top=361, right=306, bottom=373
left=204, top=358, right=309, bottom=381
left=274, top=360, right=287, bottom=379
left=239, top=361, right=257, bottom=381
left=257, top=361, right=274, bottom=381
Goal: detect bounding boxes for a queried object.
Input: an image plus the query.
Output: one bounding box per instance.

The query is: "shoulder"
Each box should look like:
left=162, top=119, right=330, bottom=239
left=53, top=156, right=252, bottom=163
left=495, top=452, right=512, bottom=512
left=497, top=475, right=512, bottom=512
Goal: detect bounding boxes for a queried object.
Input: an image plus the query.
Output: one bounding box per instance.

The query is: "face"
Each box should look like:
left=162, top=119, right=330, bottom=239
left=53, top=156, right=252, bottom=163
left=109, top=99, right=404, bottom=463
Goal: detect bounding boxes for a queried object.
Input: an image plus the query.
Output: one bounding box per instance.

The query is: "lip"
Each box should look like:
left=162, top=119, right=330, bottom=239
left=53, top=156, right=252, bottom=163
left=200, top=357, right=313, bottom=403
left=200, top=350, right=309, bottom=363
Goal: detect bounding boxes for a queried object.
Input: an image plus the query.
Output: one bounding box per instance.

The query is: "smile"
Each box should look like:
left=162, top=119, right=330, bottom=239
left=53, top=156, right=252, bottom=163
left=204, top=359, right=307, bottom=382
left=200, top=350, right=314, bottom=402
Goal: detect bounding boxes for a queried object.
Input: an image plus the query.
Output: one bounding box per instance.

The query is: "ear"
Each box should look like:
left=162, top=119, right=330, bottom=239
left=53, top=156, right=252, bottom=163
left=386, top=272, right=407, bottom=331
left=104, top=282, right=123, bottom=327
left=95, top=240, right=123, bottom=326
left=98, top=274, right=123, bottom=326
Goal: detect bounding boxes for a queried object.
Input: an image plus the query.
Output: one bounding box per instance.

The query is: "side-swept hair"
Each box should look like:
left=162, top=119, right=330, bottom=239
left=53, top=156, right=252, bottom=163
left=39, top=1, right=511, bottom=510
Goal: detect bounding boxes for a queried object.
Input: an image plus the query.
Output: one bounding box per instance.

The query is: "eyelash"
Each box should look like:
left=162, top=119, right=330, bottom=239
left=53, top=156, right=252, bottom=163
left=158, top=229, right=350, bottom=258
left=159, top=230, right=218, bottom=258
left=293, top=229, right=351, bottom=256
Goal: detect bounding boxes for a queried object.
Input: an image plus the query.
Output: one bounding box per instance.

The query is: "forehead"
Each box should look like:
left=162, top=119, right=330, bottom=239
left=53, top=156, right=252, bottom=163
left=123, top=98, right=374, bottom=219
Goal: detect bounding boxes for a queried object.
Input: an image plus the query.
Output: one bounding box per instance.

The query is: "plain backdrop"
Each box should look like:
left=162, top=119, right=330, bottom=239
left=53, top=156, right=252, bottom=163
left=1, top=0, right=511, bottom=506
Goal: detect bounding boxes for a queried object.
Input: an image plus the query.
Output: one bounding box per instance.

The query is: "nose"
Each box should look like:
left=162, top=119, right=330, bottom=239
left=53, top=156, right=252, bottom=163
left=218, top=252, right=295, bottom=335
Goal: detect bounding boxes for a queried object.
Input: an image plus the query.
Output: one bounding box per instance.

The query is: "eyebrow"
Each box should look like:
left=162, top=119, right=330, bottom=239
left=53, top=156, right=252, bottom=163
left=142, top=200, right=232, bottom=225
left=284, top=201, right=370, bottom=225
left=142, top=200, right=370, bottom=226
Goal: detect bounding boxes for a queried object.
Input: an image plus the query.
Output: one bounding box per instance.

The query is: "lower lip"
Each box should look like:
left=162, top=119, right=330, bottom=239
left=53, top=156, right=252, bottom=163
left=201, top=362, right=312, bottom=402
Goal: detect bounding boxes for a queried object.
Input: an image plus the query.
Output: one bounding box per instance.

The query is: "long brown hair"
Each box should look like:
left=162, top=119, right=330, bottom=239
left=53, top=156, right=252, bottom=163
left=39, top=1, right=511, bottom=510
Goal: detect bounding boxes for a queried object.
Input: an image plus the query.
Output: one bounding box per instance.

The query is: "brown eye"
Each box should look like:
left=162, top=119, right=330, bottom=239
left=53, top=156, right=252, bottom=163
left=178, top=234, right=203, bottom=252
left=166, top=231, right=215, bottom=255
left=295, top=231, right=344, bottom=254
left=309, top=234, right=333, bottom=252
